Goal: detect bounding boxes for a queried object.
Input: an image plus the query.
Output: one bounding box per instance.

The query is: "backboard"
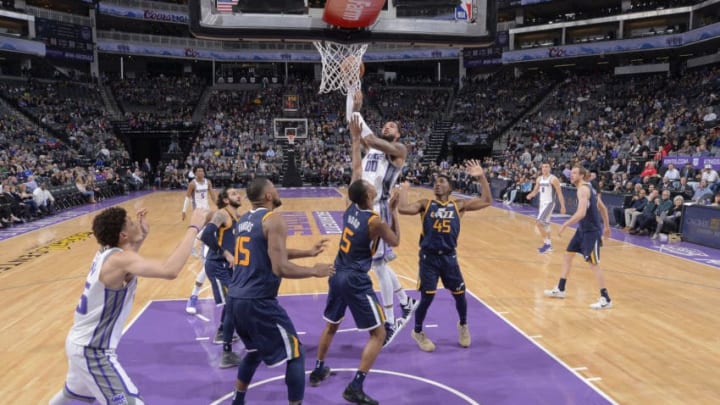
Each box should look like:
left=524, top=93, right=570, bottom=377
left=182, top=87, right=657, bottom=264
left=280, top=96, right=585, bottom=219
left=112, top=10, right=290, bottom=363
left=189, top=0, right=495, bottom=46
left=273, top=118, right=308, bottom=140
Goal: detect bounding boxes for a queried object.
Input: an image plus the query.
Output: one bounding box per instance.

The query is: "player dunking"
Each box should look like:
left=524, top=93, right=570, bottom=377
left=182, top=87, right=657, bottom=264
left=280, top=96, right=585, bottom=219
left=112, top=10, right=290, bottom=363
left=227, top=177, right=334, bottom=405
left=526, top=162, right=566, bottom=253
left=198, top=188, right=244, bottom=368
left=398, top=160, right=492, bottom=352
left=183, top=166, right=217, bottom=315
left=49, top=206, right=209, bottom=405
left=544, top=166, right=613, bottom=309
left=348, top=94, right=418, bottom=345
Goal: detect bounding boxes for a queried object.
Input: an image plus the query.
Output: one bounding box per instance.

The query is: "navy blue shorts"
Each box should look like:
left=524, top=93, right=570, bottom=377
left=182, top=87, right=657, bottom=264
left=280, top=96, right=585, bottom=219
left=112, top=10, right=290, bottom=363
left=418, top=252, right=466, bottom=294
left=227, top=297, right=302, bottom=367
left=323, top=270, right=385, bottom=331
left=204, top=259, right=232, bottom=305
left=566, top=230, right=602, bottom=264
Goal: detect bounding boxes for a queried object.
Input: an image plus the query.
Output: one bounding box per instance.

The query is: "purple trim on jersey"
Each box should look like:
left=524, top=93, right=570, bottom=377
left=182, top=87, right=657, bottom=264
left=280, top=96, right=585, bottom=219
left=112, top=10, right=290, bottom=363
left=108, top=354, right=139, bottom=397
left=64, top=383, right=95, bottom=401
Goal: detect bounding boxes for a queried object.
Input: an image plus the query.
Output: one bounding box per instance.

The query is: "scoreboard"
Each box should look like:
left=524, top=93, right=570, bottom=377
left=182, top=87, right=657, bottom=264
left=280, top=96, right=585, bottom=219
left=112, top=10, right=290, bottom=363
left=35, top=17, right=94, bottom=61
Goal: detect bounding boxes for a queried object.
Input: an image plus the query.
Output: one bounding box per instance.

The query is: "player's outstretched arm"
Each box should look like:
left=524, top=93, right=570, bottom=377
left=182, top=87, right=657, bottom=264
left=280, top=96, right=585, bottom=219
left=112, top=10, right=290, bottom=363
left=459, top=160, right=492, bottom=212
left=368, top=216, right=399, bottom=248
left=265, top=214, right=334, bottom=279
left=287, top=239, right=329, bottom=259
left=397, top=181, right=426, bottom=215
left=349, top=114, right=364, bottom=183
left=107, top=208, right=209, bottom=281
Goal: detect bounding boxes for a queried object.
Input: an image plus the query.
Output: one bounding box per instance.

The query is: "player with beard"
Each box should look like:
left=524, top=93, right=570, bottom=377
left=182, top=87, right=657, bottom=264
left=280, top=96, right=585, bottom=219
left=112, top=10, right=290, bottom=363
left=199, top=188, right=244, bottom=368
left=227, top=177, right=334, bottom=405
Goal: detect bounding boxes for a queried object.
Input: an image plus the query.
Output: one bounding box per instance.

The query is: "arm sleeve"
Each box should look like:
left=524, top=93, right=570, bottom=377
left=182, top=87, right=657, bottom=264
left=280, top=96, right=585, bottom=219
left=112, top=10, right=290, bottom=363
left=199, top=223, right=222, bottom=255
left=182, top=196, right=191, bottom=213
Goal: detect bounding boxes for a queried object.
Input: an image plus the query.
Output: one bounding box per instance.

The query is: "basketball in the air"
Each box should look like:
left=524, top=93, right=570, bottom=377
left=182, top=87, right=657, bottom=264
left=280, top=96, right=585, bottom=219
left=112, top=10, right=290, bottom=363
left=340, top=56, right=365, bottom=81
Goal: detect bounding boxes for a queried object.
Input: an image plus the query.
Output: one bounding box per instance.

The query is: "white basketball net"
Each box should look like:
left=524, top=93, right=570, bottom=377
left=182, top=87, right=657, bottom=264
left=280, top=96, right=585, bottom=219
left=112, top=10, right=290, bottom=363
left=287, top=134, right=296, bottom=145
left=313, top=41, right=368, bottom=94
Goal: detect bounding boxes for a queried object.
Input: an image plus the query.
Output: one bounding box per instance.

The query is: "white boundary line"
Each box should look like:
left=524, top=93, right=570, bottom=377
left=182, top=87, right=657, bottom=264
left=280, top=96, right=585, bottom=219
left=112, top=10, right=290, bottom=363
left=465, top=290, right=618, bottom=404
left=122, top=300, right=152, bottom=334
left=208, top=368, right=481, bottom=405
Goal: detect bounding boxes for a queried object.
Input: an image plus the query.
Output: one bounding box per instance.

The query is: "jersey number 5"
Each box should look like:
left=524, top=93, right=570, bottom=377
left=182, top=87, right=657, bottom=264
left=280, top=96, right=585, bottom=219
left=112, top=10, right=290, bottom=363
left=235, top=236, right=251, bottom=266
left=433, top=219, right=451, bottom=233
left=340, top=228, right=354, bottom=253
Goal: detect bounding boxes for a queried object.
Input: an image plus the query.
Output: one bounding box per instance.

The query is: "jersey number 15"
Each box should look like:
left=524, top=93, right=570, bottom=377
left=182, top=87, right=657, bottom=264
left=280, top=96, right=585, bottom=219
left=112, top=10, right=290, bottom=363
left=235, top=236, right=251, bottom=266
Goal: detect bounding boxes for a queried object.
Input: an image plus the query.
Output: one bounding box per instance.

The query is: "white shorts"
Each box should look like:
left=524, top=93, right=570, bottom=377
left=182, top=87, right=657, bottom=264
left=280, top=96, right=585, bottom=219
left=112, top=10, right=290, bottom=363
left=537, top=201, right=555, bottom=226
left=372, top=200, right=392, bottom=262
left=61, top=339, right=143, bottom=405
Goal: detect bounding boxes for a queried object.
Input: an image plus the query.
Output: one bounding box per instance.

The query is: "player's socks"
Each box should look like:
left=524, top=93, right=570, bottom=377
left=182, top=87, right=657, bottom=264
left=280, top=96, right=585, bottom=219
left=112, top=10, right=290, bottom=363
left=558, top=278, right=567, bottom=291
left=231, top=391, right=246, bottom=405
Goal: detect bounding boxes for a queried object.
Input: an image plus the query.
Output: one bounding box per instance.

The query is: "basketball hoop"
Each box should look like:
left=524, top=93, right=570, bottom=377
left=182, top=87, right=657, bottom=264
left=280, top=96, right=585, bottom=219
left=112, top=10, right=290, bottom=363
left=287, top=133, right=296, bottom=146
left=313, top=41, right=368, bottom=94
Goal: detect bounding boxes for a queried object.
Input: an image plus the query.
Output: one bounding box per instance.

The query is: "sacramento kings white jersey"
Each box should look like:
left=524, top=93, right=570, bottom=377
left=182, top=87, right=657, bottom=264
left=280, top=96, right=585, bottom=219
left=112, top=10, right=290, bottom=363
left=193, top=179, right=210, bottom=209
left=361, top=147, right=402, bottom=204
left=68, top=248, right=137, bottom=349
left=538, top=174, right=557, bottom=205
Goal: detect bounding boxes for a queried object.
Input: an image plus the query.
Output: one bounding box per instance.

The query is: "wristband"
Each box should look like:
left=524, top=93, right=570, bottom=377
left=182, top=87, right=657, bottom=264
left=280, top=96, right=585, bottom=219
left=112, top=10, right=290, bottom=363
left=351, top=112, right=374, bottom=138
left=188, top=225, right=201, bottom=233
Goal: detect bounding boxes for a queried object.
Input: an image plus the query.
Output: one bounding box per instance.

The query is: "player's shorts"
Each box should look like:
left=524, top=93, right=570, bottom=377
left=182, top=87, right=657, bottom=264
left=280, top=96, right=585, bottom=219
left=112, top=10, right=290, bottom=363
left=371, top=200, right=392, bottom=262
left=61, top=339, right=143, bottom=405
left=204, top=259, right=232, bottom=305
left=323, top=270, right=385, bottom=331
left=418, top=250, right=466, bottom=294
left=537, top=201, right=555, bottom=225
left=566, top=230, right=602, bottom=264
left=227, top=297, right=302, bottom=368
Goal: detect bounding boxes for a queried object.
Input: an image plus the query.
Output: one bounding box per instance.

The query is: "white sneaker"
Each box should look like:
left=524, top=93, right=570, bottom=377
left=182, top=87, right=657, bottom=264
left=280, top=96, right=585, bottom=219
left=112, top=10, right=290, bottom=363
left=543, top=287, right=566, bottom=298
left=411, top=330, right=436, bottom=352
left=590, top=296, right=612, bottom=309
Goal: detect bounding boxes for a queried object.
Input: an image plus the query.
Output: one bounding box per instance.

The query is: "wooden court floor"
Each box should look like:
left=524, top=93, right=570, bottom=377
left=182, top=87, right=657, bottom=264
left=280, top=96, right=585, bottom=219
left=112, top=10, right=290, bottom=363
left=1, top=189, right=719, bottom=404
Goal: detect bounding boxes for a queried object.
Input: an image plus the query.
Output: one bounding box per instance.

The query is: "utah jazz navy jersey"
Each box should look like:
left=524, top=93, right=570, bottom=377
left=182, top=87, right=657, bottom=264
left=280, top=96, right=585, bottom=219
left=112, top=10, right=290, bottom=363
left=578, top=183, right=603, bottom=233
left=334, top=204, right=379, bottom=273
left=206, top=207, right=239, bottom=262
left=420, top=199, right=461, bottom=253
left=228, top=208, right=279, bottom=299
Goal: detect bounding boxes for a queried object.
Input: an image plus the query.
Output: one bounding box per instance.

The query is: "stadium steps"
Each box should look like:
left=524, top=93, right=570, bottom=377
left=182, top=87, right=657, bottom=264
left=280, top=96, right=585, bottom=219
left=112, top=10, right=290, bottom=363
left=99, top=83, right=123, bottom=119
left=191, top=85, right=213, bottom=123
left=492, top=80, right=563, bottom=153
left=422, top=120, right=453, bottom=164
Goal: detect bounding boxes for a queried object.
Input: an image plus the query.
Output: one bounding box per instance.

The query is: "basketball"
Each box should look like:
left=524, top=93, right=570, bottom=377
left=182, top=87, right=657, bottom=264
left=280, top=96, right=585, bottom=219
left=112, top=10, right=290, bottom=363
left=340, top=56, right=365, bottom=82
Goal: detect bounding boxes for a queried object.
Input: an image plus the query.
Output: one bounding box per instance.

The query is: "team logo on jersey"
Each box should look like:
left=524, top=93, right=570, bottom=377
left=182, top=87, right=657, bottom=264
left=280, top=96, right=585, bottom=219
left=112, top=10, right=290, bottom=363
left=430, top=207, right=455, bottom=219
left=111, top=393, right=129, bottom=405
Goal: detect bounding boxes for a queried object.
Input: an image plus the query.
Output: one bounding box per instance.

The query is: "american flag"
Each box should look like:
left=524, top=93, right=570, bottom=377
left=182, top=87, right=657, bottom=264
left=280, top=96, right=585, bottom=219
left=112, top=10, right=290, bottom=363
left=216, top=0, right=237, bottom=13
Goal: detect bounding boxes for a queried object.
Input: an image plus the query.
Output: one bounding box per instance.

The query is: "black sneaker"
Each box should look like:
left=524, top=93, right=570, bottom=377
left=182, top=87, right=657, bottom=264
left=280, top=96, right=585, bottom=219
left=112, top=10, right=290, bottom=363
left=382, top=321, right=400, bottom=348
left=342, top=384, right=379, bottom=405
left=400, top=297, right=419, bottom=322
left=309, top=366, right=331, bottom=387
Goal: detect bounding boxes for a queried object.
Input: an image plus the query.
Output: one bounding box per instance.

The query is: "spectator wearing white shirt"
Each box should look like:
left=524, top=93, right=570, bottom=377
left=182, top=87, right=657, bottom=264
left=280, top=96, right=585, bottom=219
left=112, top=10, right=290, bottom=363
left=663, top=163, right=680, bottom=182
left=32, top=183, right=55, bottom=214
left=701, top=164, right=720, bottom=193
